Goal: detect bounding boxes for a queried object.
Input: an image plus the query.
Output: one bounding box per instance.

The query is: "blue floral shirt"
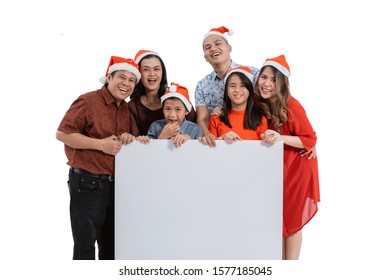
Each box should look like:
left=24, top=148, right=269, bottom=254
left=194, top=61, right=259, bottom=114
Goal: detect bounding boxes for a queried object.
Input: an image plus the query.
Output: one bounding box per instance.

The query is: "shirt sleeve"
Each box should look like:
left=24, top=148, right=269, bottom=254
left=194, top=126, right=203, bottom=139
left=287, top=99, right=317, bottom=150
left=146, top=121, right=160, bottom=139
left=194, top=80, right=206, bottom=107
left=57, top=94, right=88, bottom=134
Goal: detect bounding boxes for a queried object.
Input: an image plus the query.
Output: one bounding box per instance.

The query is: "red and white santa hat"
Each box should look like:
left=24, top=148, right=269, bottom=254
left=161, top=82, right=192, bottom=112
left=203, top=26, right=234, bottom=44
left=261, top=54, right=291, bottom=77
left=134, top=49, right=160, bottom=65
left=100, top=56, right=141, bottom=84
left=224, top=66, right=254, bottom=83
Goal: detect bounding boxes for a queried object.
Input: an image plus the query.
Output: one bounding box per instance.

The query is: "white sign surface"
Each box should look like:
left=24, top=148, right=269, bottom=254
left=115, top=140, right=283, bottom=260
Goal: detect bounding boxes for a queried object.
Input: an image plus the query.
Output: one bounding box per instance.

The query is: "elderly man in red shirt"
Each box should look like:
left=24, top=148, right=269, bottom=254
left=56, top=56, right=140, bottom=260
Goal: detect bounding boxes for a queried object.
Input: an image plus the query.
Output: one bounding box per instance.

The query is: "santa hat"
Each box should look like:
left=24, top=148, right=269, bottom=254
left=261, top=54, right=291, bottom=77
left=161, top=82, right=192, bottom=112
left=203, top=26, right=234, bottom=44
left=134, top=49, right=160, bottom=65
left=224, top=66, right=254, bottom=83
left=100, top=56, right=141, bottom=84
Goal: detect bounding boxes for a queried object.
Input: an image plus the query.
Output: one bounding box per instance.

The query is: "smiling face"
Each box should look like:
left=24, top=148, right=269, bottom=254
left=257, top=66, right=277, bottom=103
left=203, top=34, right=232, bottom=66
left=106, top=70, right=137, bottom=104
left=226, top=74, right=249, bottom=111
left=139, top=57, right=163, bottom=93
left=163, top=98, right=188, bottom=126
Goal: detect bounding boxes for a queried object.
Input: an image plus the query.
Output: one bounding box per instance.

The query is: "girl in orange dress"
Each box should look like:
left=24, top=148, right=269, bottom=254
left=200, top=66, right=268, bottom=143
left=256, top=55, right=320, bottom=260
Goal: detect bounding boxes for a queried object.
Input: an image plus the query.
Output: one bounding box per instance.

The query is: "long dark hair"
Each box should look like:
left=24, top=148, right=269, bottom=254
left=130, top=54, right=168, bottom=99
left=221, top=72, right=265, bottom=130
left=255, top=66, right=290, bottom=132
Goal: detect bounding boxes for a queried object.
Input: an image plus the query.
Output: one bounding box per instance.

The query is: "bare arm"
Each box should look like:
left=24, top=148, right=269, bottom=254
left=262, top=129, right=304, bottom=148
left=196, top=106, right=216, bottom=147
left=280, top=135, right=304, bottom=149
left=262, top=130, right=317, bottom=159
left=196, top=106, right=210, bottom=136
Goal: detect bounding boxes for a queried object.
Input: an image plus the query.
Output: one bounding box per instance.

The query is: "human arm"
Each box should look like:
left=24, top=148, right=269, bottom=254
left=262, top=125, right=317, bottom=159
left=262, top=98, right=318, bottom=157
left=261, top=129, right=304, bottom=148
left=56, top=130, right=122, bottom=156
left=211, top=107, right=223, bottom=116
left=196, top=105, right=216, bottom=147
left=286, top=97, right=317, bottom=152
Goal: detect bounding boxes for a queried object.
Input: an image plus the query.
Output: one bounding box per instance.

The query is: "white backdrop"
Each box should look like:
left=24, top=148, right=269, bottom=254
left=1, top=0, right=389, bottom=279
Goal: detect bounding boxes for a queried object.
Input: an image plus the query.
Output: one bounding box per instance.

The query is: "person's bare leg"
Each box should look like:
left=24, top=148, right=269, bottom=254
left=284, top=230, right=302, bottom=260
left=282, top=237, right=286, bottom=260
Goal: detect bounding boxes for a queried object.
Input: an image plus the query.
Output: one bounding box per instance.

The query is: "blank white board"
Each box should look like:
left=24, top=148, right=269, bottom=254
left=115, top=140, right=283, bottom=260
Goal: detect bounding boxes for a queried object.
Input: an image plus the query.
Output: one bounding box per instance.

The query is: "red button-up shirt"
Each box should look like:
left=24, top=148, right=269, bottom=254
left=57, top=85, right=130, bottom=175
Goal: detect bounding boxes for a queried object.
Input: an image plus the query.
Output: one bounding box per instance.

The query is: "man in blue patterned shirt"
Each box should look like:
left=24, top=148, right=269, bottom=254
left=195, top=26, right=258, bottom=147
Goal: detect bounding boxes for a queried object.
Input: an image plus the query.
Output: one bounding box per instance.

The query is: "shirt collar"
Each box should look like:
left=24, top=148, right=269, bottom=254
left=179, top=119, right=189, bottom=133
left=101, top=85, right=127, bottom=108
left=212, top=60, right=239, bottom=80
left=101, top=85, right=116, bottom=105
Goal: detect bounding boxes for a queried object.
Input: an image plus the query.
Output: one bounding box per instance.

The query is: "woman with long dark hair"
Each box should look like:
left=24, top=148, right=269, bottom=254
left=129, top=50, right=196, bottom=136
left=200, top=66, right=268, bottom=143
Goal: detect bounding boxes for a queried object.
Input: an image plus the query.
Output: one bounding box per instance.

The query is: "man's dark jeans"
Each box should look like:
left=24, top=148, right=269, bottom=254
left=68, top=168, right=115, bottom=260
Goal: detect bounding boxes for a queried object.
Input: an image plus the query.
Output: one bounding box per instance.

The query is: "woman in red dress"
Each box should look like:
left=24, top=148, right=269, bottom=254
left=256, top=55, right=320, bottom=260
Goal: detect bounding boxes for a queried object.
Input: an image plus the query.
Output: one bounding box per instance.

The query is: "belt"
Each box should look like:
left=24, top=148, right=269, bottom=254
left=71, top=167, right=114, bottom=182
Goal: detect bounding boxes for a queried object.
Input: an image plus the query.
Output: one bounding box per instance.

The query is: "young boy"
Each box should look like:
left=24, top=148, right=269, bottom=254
left=137, top=83, right=202, bottom=147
